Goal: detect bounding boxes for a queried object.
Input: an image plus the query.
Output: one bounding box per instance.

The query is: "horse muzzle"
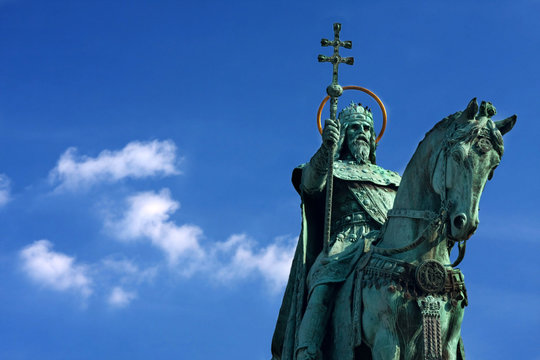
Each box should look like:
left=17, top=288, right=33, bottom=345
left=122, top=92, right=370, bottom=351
left=450, top=213, right=479, bottom=240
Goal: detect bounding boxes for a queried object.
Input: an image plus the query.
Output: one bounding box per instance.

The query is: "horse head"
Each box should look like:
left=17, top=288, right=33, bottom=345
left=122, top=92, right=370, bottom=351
left=430, top=98, right=516, bottom=241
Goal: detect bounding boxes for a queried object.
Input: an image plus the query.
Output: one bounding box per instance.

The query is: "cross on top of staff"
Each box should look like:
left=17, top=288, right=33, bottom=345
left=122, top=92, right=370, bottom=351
left=318, top=23, right=354, bottom=87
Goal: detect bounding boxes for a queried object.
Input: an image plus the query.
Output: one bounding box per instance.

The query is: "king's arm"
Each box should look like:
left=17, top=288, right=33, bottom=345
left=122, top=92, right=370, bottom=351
left=301, top=118, right=340, bottom=193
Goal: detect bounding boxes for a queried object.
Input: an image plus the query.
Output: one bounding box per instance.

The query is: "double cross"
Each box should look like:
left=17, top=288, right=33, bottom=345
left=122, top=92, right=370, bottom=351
left=318, top=23, right=354, bottom=120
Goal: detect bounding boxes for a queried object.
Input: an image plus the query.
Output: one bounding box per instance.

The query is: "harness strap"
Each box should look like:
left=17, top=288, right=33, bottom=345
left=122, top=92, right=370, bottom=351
left=362, top=254, right=468, bottom=302
left=387, top=208, right=438, bottom=220
left=371, top=209, right=445, bottom=255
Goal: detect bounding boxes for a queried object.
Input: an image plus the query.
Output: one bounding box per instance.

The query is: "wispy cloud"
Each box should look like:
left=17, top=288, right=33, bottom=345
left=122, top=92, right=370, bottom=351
left=101, top=257, right=158, bottom=284
left=20, top=184, right=295, bottom=307
left=19, top=240, right=158, bottom=308
left=467, top=284, right=540, bottom=323
left=19, top=242, right=156, bottom=307
left=107, top=286, right=137, bottom=308
left=20, top=240, right=92, bottom=297
left=106, top=189, right=295, bottom=290
left=49, top=140, right=179, bottom=191
left=106, top=189, right=204, bottom=265
left=0, top=174, right=11, bottom=207
left=475, top=214, right=540, bottom=244
left=213, top=234, right=296, bottom=292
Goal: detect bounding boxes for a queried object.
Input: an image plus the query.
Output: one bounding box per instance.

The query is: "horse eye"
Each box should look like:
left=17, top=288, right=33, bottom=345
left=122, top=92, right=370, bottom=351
left=477, top=138, right=492, bottom=153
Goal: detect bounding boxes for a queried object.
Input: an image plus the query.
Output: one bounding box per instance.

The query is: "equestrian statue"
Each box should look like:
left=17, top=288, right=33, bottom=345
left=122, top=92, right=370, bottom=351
left=270, top=24, right=517, bottom=360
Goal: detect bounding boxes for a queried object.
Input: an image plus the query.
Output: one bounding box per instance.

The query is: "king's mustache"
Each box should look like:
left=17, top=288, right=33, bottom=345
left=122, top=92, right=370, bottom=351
left=352, top=136, right=369, bottom=144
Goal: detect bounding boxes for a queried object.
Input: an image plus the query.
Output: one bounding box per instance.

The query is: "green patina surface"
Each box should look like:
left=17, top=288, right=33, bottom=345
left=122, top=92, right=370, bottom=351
left=271, top=24, right=516, bottom=360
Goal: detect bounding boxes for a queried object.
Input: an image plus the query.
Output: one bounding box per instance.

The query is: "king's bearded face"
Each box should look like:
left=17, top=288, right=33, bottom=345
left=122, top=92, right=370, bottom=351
left=346, top=119, right=372, bottom=164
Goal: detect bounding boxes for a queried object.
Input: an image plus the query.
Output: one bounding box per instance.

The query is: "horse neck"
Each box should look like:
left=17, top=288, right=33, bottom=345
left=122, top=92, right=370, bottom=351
left=380, top=130, right=451, bottom=265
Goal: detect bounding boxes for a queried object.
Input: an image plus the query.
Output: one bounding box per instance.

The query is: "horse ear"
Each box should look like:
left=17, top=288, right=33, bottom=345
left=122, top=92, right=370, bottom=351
left=464, top=98, right=478, bottom=119
left=495, top=115, right=517, bottom=135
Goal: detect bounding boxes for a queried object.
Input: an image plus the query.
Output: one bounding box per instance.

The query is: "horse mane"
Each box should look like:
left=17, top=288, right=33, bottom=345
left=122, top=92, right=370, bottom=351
left=398, top=111, right=461, bottom=184
left=419, top=110, right=462, bottom=148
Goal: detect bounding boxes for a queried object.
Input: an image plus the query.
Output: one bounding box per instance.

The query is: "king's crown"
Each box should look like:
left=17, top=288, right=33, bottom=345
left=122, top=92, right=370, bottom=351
left=338, top=101, right=374, bottom=124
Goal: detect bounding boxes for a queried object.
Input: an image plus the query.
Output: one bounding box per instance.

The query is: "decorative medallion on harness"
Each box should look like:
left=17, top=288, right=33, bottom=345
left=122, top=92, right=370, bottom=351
left=415, top=260, right=447, bottom=293
left=362, top=254, right=468, bottom=305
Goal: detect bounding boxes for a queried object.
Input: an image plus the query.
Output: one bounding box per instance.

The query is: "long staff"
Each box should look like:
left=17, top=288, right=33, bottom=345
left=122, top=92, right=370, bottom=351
left=318, top=23, right=354, bottom=252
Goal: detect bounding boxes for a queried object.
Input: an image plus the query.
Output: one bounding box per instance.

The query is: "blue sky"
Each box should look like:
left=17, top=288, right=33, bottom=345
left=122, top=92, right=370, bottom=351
left=0, top=0, right=538, bottom=359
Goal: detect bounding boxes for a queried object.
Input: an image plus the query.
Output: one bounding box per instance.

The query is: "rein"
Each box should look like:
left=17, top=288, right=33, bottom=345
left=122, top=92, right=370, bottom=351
left=370, top=202, right=448, bottom=256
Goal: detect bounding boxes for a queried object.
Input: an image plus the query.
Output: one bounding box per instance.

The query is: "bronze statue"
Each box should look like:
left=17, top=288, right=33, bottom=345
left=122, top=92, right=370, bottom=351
left=271, top=24, right=516, bottom=360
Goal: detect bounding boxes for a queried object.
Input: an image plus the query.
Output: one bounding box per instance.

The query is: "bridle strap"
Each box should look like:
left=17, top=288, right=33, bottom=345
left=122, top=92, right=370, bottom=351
left=372, top=207, right=447, bottom=255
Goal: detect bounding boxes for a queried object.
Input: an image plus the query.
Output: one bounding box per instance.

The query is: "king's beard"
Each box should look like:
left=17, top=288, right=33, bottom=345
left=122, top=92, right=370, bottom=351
left=348, top=139, right=370, bottom=164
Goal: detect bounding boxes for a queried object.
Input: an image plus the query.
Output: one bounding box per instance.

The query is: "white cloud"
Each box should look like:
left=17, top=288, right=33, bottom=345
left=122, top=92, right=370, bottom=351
left=0, top=174, right=11, bottom=207
left=213, top=234, right=296, bottom=292
left=101, top=257, right=158, bottom=284
left=19, top=242, right=156, bottom=306
left=20, top=240, right=92, bottom=297
left=106, top=189, right=295, bottom=290
left=108, top=286, right=137, bottom=307
left=107, top=189, right=204, bottom=265
left=49, top=140, right=179, bottom=191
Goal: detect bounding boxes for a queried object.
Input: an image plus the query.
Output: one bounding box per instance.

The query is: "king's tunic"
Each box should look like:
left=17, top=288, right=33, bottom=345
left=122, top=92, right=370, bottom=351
left=305, top=160, right=400, bottom=293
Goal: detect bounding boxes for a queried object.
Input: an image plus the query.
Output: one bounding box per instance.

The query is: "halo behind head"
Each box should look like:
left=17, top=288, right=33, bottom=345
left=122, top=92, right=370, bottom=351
left=316, top=85, right=387, bottom=144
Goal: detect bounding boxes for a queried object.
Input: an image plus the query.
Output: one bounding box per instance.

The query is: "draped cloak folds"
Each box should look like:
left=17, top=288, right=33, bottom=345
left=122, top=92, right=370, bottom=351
left=271, top=161, right=400, bottom=360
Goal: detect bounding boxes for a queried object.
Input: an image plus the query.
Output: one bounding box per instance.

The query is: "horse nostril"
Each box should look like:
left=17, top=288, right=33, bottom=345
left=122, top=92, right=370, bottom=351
left=453, top=214, right=467, bottom=229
